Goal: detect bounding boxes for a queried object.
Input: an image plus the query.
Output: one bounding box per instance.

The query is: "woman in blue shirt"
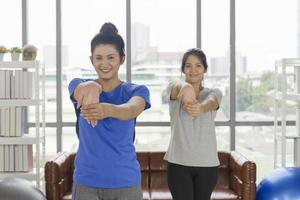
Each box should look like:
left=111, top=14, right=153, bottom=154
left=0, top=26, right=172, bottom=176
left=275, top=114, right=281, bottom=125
left=68, top=22, right=151, bottom=200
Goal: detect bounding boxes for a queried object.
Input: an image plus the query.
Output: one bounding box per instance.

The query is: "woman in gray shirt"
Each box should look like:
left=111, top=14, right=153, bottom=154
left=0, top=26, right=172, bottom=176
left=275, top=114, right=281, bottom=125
left=164, top=48, right=222, bottom=200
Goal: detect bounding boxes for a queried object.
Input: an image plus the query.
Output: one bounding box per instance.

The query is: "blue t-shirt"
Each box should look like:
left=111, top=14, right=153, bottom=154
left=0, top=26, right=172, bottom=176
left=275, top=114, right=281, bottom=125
left=68, top=78, right=151, bottom=188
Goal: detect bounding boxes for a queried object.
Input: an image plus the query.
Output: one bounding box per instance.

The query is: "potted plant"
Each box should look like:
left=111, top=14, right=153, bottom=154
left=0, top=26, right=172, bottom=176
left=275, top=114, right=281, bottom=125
left=22, top=44, right=38, bottom=61
left=0, top=45, right=9, bottom=61
left=10, top=46, right=22, bottom=61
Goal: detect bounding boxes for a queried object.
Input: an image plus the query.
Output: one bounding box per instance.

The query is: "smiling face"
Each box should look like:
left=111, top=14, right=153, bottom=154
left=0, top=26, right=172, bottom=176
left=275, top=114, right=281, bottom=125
left=183, top=54, right=206, bottom=84
left=90, top=44, right=124, bottom=81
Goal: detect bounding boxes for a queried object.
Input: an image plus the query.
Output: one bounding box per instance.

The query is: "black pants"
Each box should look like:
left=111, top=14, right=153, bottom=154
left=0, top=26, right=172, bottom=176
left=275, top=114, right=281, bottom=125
left=167, top=162, right=218, bottom=200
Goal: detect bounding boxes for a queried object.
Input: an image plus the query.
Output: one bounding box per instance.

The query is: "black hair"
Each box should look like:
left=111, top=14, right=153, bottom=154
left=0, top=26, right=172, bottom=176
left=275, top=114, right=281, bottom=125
left=91, top=22, right=125, bottom=57
left=181, top=48, right=208, bottom=72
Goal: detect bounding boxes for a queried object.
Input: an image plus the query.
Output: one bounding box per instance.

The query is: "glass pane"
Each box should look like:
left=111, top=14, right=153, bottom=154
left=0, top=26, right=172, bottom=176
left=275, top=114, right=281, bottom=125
left=216, top=126, right=230, bottom=151
left=132, top=0, right=196, bottom=122
left=236, top=0, right=297, bottom=121
left=236, top=126, right=275, bottom=182
left=0, top=0, right=22, bottom=60
left=61, top=0, right=126, bottom=123
left=62, top=127, right=78, bottom=152
left=28, top=0, right=56, bottom=122
left=29, top=127, right=57, bottom=160
left=135, top=127, right=170, bottom=152
left=202, top=0, right=230, bottom=122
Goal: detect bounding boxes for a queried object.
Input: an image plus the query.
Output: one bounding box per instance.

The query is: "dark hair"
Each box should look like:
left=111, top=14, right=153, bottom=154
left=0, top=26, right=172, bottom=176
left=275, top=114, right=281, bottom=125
left=181, top=48, right=208, bottom=72
left=91, top=22, right=125, bottom=57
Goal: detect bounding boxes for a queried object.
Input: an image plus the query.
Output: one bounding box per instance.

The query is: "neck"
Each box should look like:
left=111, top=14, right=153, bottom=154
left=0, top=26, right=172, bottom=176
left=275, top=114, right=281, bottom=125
left=96, top=78, right=122, bottom=92
left=190, top=82, right=203, bottom=96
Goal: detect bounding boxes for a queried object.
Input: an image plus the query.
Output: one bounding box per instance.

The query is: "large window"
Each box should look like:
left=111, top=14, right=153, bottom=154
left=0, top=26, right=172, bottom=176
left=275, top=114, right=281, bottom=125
left=2, top=0, right=299, bottom=181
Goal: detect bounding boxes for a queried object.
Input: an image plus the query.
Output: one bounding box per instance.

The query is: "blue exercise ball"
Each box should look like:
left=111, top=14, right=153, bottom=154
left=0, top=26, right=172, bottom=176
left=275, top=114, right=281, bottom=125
left=256, top=167, right=300, bottom=200
left=0, top=178, right=45, bottom=200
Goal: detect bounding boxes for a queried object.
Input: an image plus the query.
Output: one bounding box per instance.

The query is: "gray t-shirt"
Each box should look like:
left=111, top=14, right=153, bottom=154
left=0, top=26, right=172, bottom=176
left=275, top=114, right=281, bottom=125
left=164, top=82, right=222, bottom=167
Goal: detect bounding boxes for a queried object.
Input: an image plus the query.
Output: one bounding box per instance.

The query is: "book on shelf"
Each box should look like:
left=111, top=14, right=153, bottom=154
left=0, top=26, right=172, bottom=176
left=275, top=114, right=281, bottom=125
left=0, top=144, right=33, bottom=172
left=0, top=107, right=26, bottom=137
left=0, top=69, right=34, bottom=100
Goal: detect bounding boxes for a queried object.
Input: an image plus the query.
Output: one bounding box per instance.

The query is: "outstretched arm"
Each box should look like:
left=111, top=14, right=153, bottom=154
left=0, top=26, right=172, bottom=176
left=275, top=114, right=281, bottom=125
left=80, top=96, right=146, bottom=121
left=169, top=81, right=197, bottom=104
left=183, top=95, right=219, bottom=117
left=73, top=81, right=102, bottom=126
left=73, top=81, right=102, bottom=108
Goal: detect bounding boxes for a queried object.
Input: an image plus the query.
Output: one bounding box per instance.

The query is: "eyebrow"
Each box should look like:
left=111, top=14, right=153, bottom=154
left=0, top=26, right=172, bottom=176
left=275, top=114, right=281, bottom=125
left=185, top=62, right=203, bottom=65
left=94, top=53, right=117, bottom=57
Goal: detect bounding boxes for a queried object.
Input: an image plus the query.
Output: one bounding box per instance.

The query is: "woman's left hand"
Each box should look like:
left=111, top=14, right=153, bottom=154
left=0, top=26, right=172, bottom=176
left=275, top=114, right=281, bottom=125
left=183, top=101, right=204, bottom=117
left=80, top=103, right=112, bottom=121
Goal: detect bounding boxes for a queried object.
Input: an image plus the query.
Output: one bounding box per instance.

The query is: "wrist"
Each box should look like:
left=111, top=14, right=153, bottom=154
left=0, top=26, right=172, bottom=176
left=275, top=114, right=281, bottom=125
left=198, top=103, right=204, bottom=113
left=104, top=103, right=114, bottom=117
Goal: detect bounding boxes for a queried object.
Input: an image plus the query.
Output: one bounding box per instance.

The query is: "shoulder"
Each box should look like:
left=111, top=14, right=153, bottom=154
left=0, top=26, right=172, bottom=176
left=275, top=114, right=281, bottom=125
left=69, top=78, right=94, bottom=85
left=207, top=88, right=222, bottom=96
left=121, top=82, right=149, bottom=93
left=203, top=88, right=222, bottom=103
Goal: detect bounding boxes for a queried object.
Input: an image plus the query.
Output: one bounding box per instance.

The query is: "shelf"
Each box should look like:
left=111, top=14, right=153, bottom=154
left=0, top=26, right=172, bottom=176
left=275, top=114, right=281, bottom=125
left=0, top=99, right=40, bottom=106
left=0, top=61, right=39, bottom=69
left=0, top=168, right=44, bottom=180
left=0, top=135, right=44, bottom=145
left=0, top=60, right=45, bottom=188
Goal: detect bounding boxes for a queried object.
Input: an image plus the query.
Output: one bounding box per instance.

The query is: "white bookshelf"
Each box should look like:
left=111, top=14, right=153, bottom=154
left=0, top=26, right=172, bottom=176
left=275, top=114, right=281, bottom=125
left=0, top=60, right=45, bottom=188
left=274, top=58, right=300, bottom=168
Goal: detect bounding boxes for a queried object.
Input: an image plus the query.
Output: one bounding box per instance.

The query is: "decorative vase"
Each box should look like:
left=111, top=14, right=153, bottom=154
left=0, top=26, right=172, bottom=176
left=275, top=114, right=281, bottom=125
left=11, top=53, right=20, bottom=61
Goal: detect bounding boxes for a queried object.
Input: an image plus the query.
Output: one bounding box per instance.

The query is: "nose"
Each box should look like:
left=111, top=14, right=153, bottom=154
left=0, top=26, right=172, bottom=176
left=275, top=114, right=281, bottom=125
left=98, top=59, right=109, bottom=67
left=190, top=65, right=199, bottom=73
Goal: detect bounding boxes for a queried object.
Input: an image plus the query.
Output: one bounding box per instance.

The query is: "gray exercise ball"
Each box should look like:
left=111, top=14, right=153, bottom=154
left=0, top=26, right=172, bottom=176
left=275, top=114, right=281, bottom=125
left=0, top=178, right=45, bottom=200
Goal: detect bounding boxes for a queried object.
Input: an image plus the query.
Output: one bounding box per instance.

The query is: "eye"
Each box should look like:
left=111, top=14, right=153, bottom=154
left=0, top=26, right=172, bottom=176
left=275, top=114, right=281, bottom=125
left=108, top=56, right=115, bottom=60
left=184, top=64, right=191, bottom=68
left=94, top=56, right=102, bottom=60
left=197, top=64, right=203, bottom=68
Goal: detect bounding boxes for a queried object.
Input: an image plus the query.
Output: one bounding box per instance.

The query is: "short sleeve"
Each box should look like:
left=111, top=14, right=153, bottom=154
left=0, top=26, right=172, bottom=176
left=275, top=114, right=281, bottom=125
left=208, top=88, right=222, bottom=109
left=68, top=78, right=84, bottom=104
left=68, top=78, right=93, bottom=104
left=165, top=81, right=177, bottom=103
left=131, top=85, right=151, bottom=110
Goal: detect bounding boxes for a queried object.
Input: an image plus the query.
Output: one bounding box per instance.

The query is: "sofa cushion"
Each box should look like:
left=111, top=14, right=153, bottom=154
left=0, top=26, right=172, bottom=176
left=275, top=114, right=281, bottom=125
left=137, top=152, right=150, bottom=170
left=141, top=171, right=149, bottom=190
left=211, top=187, right=239, bottom=200
left=150, top=188, right=172, bottom=200
left=150, top=152, right=167, bottom=170
left=150, top=171, right=168, bottom=190
left=62, top=192, right=72, bottom=200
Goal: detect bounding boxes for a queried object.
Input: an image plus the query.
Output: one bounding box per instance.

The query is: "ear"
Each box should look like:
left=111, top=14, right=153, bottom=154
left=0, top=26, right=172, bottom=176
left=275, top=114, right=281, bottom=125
left=120, top=56, right=125, bottom=65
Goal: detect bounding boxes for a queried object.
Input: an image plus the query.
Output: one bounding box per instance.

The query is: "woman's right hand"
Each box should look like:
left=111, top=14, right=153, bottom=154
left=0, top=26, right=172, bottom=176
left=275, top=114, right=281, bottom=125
left=177, top=84, right=196, bottom=104
left=74, top=81, right=102, bottom=127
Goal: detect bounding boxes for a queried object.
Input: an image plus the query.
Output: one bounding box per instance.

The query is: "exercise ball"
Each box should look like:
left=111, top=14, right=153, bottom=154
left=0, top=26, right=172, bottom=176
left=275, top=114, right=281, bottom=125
left=256, top=167, right=300, bottom=200
left=0, top=178, right=45, bottom=200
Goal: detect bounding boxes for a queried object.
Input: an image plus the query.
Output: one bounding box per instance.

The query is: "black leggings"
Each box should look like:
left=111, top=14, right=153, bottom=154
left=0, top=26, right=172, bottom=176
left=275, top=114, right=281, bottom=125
left=167, top=162, right=218, bottom=200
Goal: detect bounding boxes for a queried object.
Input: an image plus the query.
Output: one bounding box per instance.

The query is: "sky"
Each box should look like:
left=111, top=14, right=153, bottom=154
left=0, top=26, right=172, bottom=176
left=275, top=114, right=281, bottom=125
left=0, top=0, right=298, bottom=73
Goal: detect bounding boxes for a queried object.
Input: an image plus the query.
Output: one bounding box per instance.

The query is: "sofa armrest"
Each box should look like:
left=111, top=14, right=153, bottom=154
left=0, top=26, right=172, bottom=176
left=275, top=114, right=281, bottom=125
left=45, top=152, right=75, bottom=200
left=229, top=151, right=256, bottom=200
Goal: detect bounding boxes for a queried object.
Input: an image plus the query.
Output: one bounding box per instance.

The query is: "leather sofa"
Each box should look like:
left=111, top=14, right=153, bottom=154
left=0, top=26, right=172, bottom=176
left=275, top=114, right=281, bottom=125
left=45, top=151, right=256, bottom=200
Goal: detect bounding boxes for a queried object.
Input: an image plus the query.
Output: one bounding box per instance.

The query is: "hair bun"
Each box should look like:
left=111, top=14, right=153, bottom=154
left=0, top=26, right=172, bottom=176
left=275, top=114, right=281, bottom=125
left=99, top=22, right=118, bottom=35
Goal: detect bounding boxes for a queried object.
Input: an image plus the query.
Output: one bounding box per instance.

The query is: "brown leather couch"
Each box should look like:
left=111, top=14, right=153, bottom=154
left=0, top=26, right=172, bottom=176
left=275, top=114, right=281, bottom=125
left=45, top=151, right=256, bottom=200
